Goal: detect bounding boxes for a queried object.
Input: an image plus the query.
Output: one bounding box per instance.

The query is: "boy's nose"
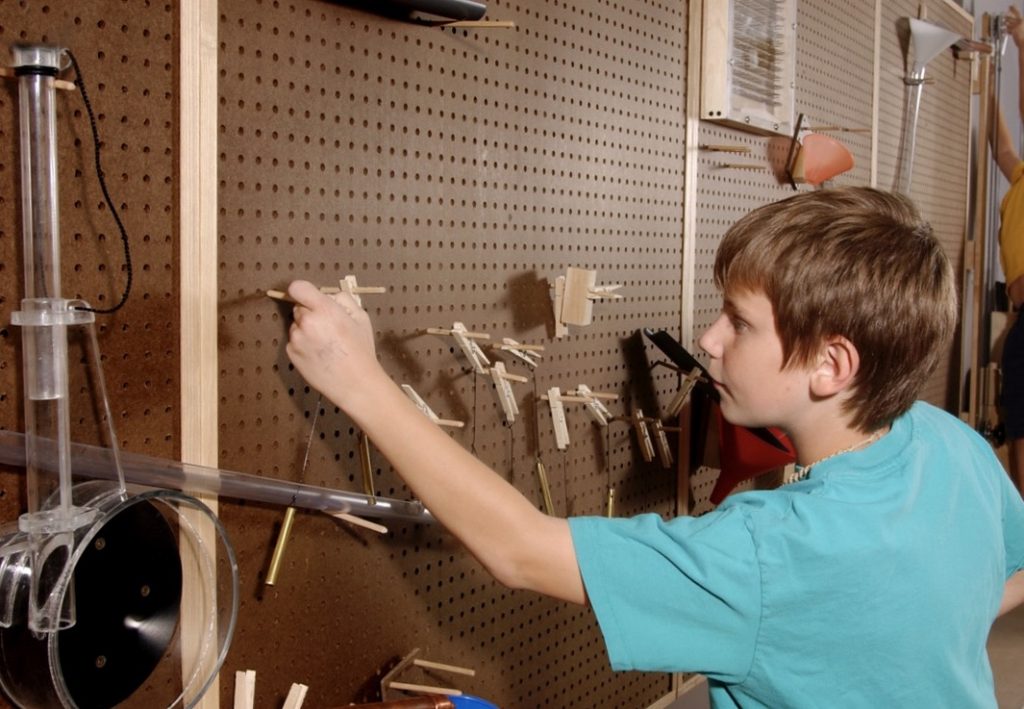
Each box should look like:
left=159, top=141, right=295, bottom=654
left=698, top=316, right=724, bottom=359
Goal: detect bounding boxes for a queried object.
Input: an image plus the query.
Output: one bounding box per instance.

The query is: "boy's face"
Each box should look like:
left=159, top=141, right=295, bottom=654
left=697, top=289, right=813, bottom=431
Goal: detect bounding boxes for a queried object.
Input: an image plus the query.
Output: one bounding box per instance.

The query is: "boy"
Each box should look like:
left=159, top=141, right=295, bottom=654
left=286, top=187, right=1024, bottom=707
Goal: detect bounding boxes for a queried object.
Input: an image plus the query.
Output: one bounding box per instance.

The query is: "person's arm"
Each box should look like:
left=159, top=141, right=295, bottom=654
left=993, top=7, right=1024, bottom=181
left=999, top=569, right=1024, bottom=616
left=285, top=280, right=587, bottom=605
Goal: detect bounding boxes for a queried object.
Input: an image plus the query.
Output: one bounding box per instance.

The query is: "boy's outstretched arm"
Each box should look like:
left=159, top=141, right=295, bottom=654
left=285, top=280, right=587, bottom=605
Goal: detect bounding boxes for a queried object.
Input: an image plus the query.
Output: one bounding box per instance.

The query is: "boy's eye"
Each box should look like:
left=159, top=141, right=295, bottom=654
left=729, top=316, right=749, bottom=332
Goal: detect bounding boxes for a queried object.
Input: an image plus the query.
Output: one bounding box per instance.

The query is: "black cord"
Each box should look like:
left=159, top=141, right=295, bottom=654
left=65, top=49, right=132, bottom=314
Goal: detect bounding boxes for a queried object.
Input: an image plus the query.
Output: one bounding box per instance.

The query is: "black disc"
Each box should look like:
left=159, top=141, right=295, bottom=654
left=56, top=499, right=183, bottom=708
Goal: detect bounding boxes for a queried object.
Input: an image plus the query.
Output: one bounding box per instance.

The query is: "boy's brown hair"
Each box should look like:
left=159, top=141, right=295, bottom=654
left=713, top=187, right=958, bottom=432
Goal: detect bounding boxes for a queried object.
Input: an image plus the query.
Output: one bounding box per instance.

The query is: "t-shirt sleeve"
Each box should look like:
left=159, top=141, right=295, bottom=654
left=568, top=510, right=761, bottom=682
left=1003, top=475, right=1024, bottom=576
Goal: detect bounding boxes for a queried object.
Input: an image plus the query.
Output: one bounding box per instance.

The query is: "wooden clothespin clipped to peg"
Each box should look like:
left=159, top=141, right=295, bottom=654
left=569, top=385, right=619, bottom=427
left=540, top=387, right=574, bottom=450
left=630, top=407, right=656, bottom=463
left=380, top=647, right=475, bottom=701
left=666, top=369, right=704, bottom=418
left=426, top=322, right=491, bottom=374
left=643, top=417, right=681, bottom=469
left=552, top=267, right=623, bottom=338
left=401, top=384, right=465, bottom=428
left=495, top=337, right=545, bottom=369
left=265, top=274, right=387, bottom=305
left=233, top=669, right=256, bottom=709
left=489, top=362, right=529, bottom=424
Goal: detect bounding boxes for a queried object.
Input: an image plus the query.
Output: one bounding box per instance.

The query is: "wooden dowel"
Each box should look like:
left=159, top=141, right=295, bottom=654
left=388, top=681, right=463, bottom=696
left=425, top=327, right=490, bottom=340
left=435, top=418, right=466, bottom=428
left=808, top=125, right=871, bottom=133
left=412, top=658, right=476, bottom=676
left=325, top=511, right=388, bottom=535
left=699, top=144, right=752, bottom=153
left=536, top=460, right=555, bottom=516
left=540, top=394, right=591, bottom=404
left=717, top=163, right=768, bottom=170
left=358, top=432, right=377, bottom=504
left=498, top=372, right=530, bottom=383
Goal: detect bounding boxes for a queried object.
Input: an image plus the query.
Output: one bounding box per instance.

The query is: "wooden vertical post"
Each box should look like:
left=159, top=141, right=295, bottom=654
left=180, top=0, right=220, bottom=706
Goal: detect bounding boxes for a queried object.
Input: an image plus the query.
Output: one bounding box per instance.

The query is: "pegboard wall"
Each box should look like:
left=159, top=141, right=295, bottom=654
left=214, top=0, right=685, bottom=706
left=0, top=0, right=977, bottom=707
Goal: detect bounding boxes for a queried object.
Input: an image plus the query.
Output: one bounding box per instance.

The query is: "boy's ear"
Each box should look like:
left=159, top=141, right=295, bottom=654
left=810, top=335, right=860, bottom=397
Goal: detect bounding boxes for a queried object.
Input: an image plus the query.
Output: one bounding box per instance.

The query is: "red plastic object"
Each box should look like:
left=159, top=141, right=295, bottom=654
left=710, top=407, right=795, bottom=504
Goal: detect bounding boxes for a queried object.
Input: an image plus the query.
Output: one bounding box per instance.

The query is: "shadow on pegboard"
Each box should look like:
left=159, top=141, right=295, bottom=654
left=500, top=271, right=553, bottom=337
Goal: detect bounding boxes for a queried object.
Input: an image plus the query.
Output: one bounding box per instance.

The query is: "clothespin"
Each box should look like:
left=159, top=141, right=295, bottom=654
left=630, top=407, right=656, bottom=463
left=489, top=362, right=528, bottom=424
left=553, top=267, right=624, bottom=336
left=380, top=648, right=475, bottom=701
left=426, top=322, right=491, bottom=374
left=645, top=418, right=678, bottom=468
left=283, top=683, right=309, bottom=709
left=666, top=369, right=703, bottom=417
left=333, top=275, right=387, bottom=307
left=552, top=276, right=569, bottom=338
left=401, top=384, right=465, bottom=428
left=495, top=338, right=545, bottom=368
left=233, top=670, right=256, bottom=709
left=535, top=459, right=555, bottom=515
left=542, top=387, right=572, bottom=450
left=266, top=274, right=386, bottom=305
left=569, top=385, right=619, bottom=427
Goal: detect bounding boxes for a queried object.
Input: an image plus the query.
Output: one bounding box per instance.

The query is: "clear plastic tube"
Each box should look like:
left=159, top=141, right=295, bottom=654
left=0, top=430, right=434, bottom=525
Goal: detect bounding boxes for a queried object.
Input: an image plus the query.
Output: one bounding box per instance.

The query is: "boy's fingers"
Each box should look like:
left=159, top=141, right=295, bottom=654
left=287, top=280, right=328, bottom=308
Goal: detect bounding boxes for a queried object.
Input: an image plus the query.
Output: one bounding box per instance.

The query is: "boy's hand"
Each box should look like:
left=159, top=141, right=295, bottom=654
left=1008, top=6, right=1024, bottom=48
left=285, top=280, right=383, bottom=411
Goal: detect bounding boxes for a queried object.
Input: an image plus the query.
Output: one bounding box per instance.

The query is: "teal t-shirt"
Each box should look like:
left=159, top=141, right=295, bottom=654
left=569, top=402, right=1024, bottom=707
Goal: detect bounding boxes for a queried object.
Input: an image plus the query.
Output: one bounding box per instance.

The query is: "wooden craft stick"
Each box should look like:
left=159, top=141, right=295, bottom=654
left=283, top=683, right=309, bottom=709
left=325, top=510, right=388, bottom=535
left=388, top=681, right=463, bottom=696
left=233, top=669, right=256, bottom=709
left=412, top=658, right=476, bottom=676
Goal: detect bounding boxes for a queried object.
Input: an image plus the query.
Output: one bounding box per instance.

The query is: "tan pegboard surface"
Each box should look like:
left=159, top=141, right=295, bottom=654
left=216, top=1, right=686, bottom=706
left=877, top=0, right=971, bottom=409
left=0, top=4, right=179, bottom=525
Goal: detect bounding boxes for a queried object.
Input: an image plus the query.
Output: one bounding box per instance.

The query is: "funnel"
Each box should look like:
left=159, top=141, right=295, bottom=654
left=895, top=19, right=962, bottom=193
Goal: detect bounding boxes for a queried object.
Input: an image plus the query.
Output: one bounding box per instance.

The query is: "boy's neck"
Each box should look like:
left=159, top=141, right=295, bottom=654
left=786, top=403, right=888, bottom=468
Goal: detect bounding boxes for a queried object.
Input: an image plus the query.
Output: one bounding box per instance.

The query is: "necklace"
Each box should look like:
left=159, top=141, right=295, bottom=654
left=784, top=427, right=887, bottom=484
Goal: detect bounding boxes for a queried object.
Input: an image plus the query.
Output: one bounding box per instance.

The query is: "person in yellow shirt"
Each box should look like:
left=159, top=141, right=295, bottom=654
left=994, top=6, right=1024, bottom=491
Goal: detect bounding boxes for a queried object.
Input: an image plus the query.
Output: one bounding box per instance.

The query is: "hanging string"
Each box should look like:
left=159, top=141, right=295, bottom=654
left=64, top=49, right=133, bottom=314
